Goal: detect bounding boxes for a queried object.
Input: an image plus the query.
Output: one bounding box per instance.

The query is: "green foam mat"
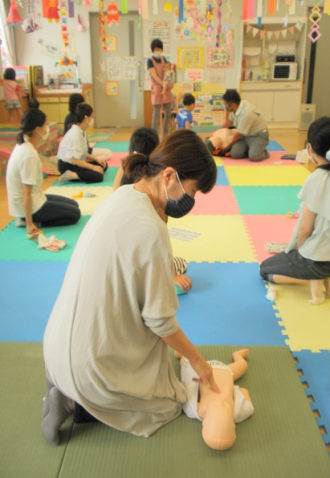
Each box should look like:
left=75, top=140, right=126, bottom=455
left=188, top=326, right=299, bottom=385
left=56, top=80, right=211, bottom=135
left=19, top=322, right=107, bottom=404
left=58, top=346, right=330, bottom=478
left=233, top=186, right=301, bottom=215
left=0, top=215, right=90, bottom=262
left=96, top=141, right=129, bottom=152
left=53, top=167, right=119, bottom=187
left=0, top=343, right=73, bottom=478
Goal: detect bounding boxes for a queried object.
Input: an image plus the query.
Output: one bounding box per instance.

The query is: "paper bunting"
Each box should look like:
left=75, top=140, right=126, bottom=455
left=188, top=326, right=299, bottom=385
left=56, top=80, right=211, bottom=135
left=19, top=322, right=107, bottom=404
left=6, top=0, right=23, bottom=25
left=106, top=1, right=120, bottom=26
left=246, top=22, right=305, bottom=41
left=248, top=0, right=254, bottom=19
left=59, top=0, right=69, bottom=48
left=281, top=29, right=287, bottom=38
left=268, top=0, right=275, bottom=15
left=152, top=0, right=158, bottom=15
left=215, top=0, right=222, bottom=48
left=99, top=0, right=107, bottom=50
left=164, top=1, right=173, bottom=12
left=141, top=0, right=148, bottom=19
left=122, top=0, right=128, bottom=14
left=308, top=5, right=322, bottom=42
left=242, top=0, right=248, bottom=20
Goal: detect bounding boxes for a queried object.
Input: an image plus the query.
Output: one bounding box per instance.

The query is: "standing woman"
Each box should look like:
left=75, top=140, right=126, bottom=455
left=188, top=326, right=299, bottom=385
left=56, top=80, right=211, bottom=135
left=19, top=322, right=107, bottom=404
left=42, top=130, right=218, bottom=446
left=57, top=103, right=108, bottom=184
left=147, top=38, right=173, bottom=139
left=6, top=109, right=81, bottom=234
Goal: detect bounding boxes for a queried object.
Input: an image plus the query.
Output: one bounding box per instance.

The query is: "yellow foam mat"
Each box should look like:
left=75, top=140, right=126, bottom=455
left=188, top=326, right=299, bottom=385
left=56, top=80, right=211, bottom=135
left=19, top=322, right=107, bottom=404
left=168, top=215, right=256, bottom=263
left=271, top=283, right=330, bottom=352
left=44, top=186, right=113, bottom=216
left=213, top=157, right=223, bottom=166
left=225, top=165, right=310, bottom=186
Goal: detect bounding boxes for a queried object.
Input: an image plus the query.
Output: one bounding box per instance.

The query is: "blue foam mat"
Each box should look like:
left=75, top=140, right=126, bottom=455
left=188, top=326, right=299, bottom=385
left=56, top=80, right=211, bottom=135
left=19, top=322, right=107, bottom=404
left=215, top=166, right=229, bottom=186
left=0, top=261, right=68, bottom=341
left=293, top=350, right=330, bottom=447
left=267, top=140, right=285, bottom=151
left=177, top=262, right=287, bottom=346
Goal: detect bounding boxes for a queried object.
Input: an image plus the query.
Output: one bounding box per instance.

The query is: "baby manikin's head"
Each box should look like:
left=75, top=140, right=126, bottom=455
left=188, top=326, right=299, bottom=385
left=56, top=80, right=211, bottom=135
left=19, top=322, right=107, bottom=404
left=202, top=400, right=236, bottom=450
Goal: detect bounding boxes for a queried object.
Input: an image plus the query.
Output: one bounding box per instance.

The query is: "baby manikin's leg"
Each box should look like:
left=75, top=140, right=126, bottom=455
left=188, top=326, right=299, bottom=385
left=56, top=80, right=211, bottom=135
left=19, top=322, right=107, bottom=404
left=228, top=349, right=249, bottom=381
left=41, top=387, right=73, bottom=446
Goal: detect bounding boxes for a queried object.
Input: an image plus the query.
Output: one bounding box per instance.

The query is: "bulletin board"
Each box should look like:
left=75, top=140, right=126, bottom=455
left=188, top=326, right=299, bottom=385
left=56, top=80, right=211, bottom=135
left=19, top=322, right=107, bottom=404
left=149, top=21, right=170, bottom=55
left=207, top=46, right=234, bottom=68
left=177, top=47, right=204, bottom=69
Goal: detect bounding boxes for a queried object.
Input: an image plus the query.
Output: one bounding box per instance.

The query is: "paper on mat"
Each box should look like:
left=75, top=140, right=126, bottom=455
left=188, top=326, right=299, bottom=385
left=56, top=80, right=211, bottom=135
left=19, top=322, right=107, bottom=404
left=168, top=228, right=201, bottom=242
left=264, top=243, right=288, bottom=254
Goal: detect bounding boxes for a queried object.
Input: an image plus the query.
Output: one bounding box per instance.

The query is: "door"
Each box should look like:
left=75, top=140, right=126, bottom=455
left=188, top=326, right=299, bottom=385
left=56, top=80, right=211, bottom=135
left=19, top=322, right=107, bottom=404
left=90, top=12, right=144, bottom=127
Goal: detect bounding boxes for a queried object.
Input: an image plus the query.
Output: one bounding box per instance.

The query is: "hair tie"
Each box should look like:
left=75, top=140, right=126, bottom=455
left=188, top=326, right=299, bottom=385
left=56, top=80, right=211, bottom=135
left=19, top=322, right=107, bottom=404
left=326, top=149, right=330, bottom=161
left=145, top=155, right=149, bottom=164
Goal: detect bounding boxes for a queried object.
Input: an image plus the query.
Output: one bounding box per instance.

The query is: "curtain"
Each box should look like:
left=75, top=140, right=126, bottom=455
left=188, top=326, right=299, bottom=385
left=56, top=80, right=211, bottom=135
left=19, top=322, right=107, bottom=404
left=0, top=0, right=17, bottom=70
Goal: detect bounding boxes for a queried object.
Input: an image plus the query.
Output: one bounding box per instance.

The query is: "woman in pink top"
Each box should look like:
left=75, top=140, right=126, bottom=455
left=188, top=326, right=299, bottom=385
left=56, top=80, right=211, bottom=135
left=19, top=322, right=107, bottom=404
left=4, top=67, right=23, bottom=123
left=147, top=39, right=174, bottom=139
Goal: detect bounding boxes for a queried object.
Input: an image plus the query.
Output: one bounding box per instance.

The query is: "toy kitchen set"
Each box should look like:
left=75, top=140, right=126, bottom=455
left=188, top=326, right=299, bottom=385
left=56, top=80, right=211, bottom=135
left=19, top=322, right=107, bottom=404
left=240, top=19, right=307, bottom=129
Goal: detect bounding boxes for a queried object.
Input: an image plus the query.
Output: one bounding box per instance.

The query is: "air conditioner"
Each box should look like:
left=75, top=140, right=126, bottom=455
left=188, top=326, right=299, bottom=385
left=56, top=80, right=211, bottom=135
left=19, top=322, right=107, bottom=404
left=299, top=104, right=316, bottom=131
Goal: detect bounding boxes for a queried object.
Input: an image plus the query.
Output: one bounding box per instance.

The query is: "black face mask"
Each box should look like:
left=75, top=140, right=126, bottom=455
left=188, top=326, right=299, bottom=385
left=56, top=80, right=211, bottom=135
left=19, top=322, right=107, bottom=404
left=164, top=173, right=195, bottom=218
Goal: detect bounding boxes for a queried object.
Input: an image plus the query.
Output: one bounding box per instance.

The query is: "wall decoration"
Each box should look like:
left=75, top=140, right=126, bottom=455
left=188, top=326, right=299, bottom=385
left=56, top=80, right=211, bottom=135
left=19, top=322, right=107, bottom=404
left=177, top=47, right=204, bottom=69
left=105, top=81, right=119, bottom=96
left=164, top=1, right=173, bottom=12
left=185, top=69, right=204, bottom=81
left=308, top=5, right=322, bottom=43
left=180, top=82, right=194, bottom=92
left=149, top=22, right=170, bottom=55
left=174, top=1, right=208, bottom=43
left=41, top=0, right=59, bottom=23
left=209, top=68, right=226, bottom=84
left=106, top=0, right=120, bottom=26
left=105, top=35, right=117, bottom=52
left=122, top=56, right=137, bottom=80
left=22, top=0, right=39, bottom=33
left=207, top=46, right=233, bottom=68
left=245, top=22, right=305, bottom=40
left=6, top=0, right=23, bottom=25
left=215, top=0, right=222, bottom=47
left=107, top=56, right=121, bottom=80
left=99, top=0, right=106, bottom=50
left=44, top=43, right=61, bottom=57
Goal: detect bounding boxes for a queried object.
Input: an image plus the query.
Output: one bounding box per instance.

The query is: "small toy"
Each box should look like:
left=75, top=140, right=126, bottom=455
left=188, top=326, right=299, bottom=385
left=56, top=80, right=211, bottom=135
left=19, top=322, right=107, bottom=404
left=287, top=211, right=299, bottom=219
left=72, top=191, right=96, bottom=199
left=266, top=287, right=278, bottom=302
left=37, top=233, right=66, bottom=252
left=27, top=229, right=44, bottom=241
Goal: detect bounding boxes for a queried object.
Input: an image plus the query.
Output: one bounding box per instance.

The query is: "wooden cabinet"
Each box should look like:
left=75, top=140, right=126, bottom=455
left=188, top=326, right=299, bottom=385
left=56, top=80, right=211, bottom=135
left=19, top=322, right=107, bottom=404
left=35, top=84, right=93, bottom=134
left=240, top=81, right=302, bottom=128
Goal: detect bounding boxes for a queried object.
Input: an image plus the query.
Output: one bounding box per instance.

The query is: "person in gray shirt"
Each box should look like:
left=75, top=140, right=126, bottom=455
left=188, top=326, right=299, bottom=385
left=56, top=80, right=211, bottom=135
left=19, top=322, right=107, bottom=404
left=221, top=90, right=269, bottom=162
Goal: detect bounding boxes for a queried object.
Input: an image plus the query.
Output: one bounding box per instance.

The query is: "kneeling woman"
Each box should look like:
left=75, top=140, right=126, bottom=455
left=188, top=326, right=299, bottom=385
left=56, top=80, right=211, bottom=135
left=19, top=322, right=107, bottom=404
left=57, top=103, right=108, bottom=184
left=42, top=129, right=219, bottom=445
left=6, top=109, right=81, bottom=234
left=260, top=117, right=330, bottom=304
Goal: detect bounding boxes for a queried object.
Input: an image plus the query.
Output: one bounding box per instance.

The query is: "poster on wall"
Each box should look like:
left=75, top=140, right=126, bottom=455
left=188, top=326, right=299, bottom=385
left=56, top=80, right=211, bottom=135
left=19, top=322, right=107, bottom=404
left=209, top=69, right=226, bottom=84
left=105, top=81, right=119, bottom=96
left=174, top=4, right=208, bottom=42
left=43, top=44, right=61, bottom=58
left=123, top=56, right=137, bottom=80
left=207, top=46, right=233, bottom=68
left=177, top=47, right=204, bottom=69
left=185, top=69, right=204, bottom=82
left=149, top=21, right=170, bottom=55
left=105, top=36, right=117, bottom=52
left=107, top=56, right=122, bottom=80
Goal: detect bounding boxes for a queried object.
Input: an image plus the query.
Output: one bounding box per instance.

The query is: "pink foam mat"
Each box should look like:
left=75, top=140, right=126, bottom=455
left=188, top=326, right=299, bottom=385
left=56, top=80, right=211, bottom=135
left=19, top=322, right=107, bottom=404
left=106, top=152, right=127, bottom=167
left=243, top=214, right=298, bottom=262
left=189, top=186, right=240, bottom=215
left=222, top=151, right=300, bottom=166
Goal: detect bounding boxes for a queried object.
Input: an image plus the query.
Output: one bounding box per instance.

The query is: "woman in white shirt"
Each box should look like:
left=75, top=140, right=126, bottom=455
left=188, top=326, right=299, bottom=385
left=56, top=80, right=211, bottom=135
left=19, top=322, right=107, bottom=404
left=6, top=109, right=81, bottom=235
left=42, top=129, right=219, bottom=446
left=260, top=117, right=330, bottom=304
left=57, top=103, right=108, bottom=184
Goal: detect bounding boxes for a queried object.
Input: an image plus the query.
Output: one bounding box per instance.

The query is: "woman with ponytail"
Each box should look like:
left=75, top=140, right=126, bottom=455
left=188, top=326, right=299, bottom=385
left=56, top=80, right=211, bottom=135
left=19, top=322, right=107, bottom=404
left=6, top=109, right=81, bottom=234
left=42, top=129, right=218, bottom=446
left=260, top=117, right=330, bottom=305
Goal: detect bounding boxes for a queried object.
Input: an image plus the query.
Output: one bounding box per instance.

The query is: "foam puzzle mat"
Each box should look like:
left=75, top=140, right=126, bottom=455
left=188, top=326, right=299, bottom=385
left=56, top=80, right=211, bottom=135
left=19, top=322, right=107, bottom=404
left=1, top=130, right=330, bottom=472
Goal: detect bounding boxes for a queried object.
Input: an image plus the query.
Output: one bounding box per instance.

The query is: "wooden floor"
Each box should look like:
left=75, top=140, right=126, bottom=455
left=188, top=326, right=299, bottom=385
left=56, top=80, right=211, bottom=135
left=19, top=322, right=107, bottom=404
left=0, top=128, right=307, bottom=231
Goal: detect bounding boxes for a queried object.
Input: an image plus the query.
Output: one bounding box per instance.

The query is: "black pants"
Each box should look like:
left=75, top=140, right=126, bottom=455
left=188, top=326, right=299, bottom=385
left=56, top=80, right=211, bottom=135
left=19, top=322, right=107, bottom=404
left=58, top=159, right=108, bottom=184
left=32, top=194, right=81, bottom=227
